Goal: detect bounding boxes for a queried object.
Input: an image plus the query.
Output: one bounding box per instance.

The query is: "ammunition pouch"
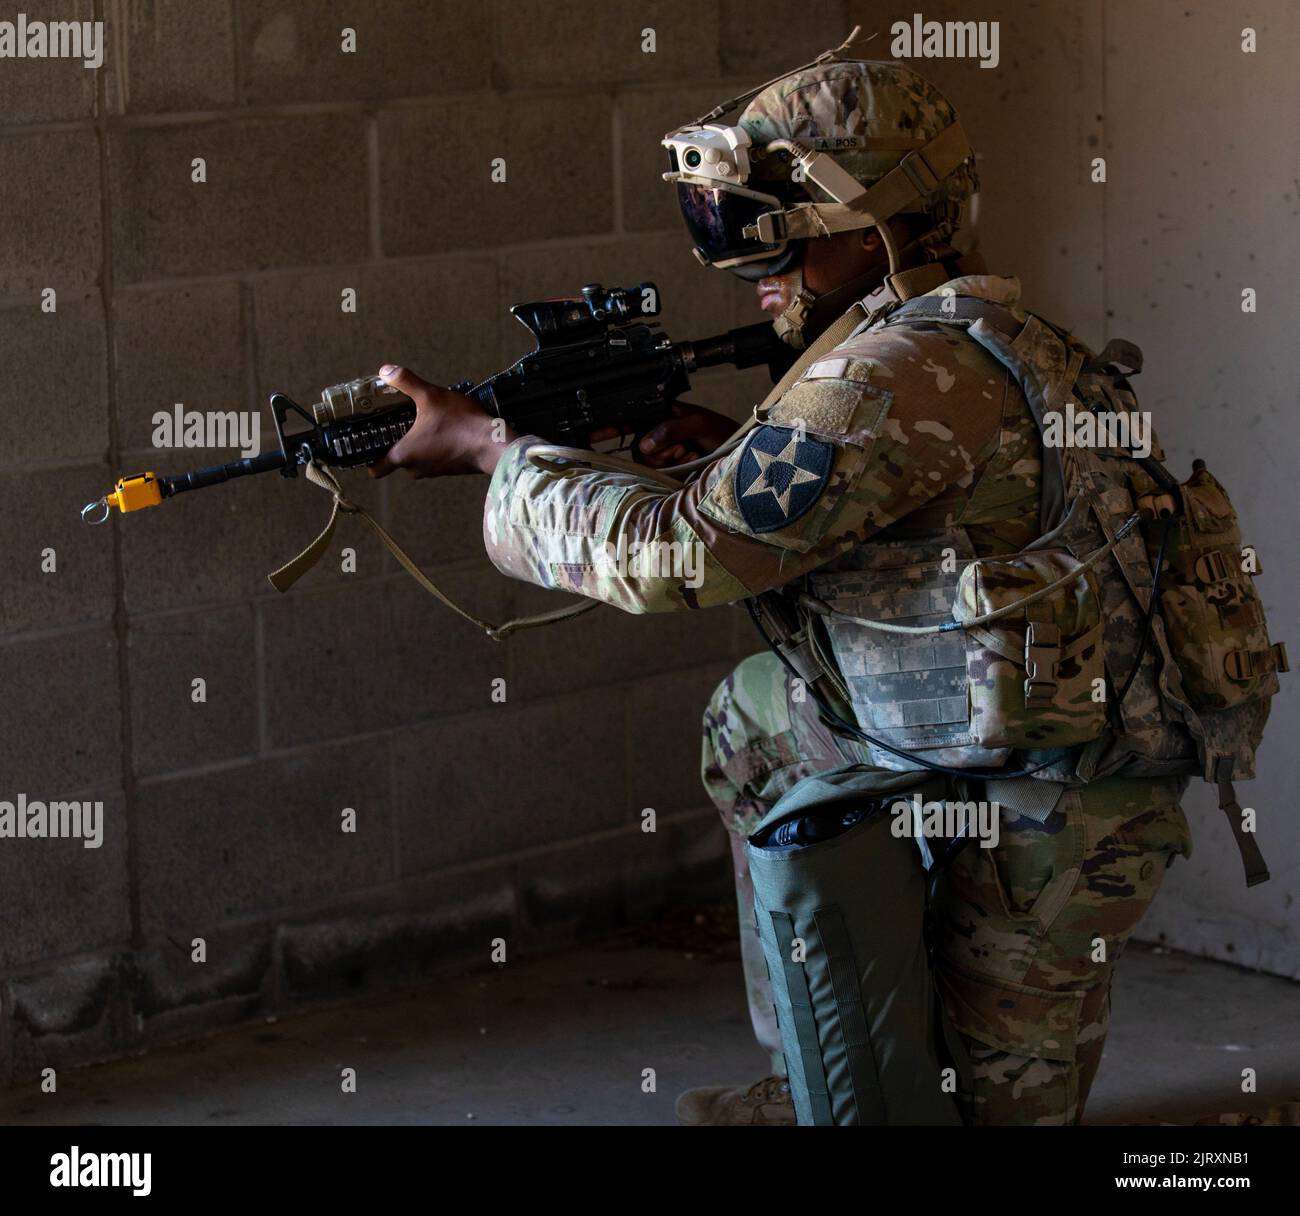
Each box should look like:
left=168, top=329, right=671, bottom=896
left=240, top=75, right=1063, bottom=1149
left=1145, top=463, right=1288, bottom=713
left=954, top=550, right=1106, bottom=751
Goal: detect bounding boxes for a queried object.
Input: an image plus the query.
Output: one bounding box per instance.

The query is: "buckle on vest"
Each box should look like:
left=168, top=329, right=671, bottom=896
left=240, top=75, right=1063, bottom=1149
left=1194, top=550, right=1233, bottom=584
left=1223, top=650, right=1252, bottom=681
left=1024, top=618, right=1061, bottom=707
left=1223, top=641, right=1288, bottom=682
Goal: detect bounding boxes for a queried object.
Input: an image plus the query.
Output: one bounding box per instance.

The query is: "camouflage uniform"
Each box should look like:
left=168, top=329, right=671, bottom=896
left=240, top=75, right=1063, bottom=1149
left=483, top=271, right=1194, bottom=1125
left=703, top=649, right=1191, bottom=1125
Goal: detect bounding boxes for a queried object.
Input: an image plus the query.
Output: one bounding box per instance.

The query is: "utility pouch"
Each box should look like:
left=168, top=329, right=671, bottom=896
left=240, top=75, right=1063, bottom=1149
left=805, top=537, right=1010, bottom=770
left=746, top=771, right=965, bottom=1126
left=953, top=550, right=1106, bottom=750
left=1146, top=462, right=1288, bottom=711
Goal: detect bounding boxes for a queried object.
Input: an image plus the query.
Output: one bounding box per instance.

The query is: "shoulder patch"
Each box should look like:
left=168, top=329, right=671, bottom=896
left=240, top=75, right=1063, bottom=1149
left=734, top=425, right=834, bottom=534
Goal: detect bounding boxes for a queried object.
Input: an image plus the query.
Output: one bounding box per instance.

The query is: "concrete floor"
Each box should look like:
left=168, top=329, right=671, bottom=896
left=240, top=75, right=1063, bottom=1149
left=2, top=907, right=1296, bottom=1126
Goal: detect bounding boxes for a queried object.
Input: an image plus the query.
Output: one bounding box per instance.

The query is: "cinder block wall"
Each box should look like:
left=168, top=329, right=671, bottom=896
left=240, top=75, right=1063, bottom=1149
left=0, top=0, right=859, bottom=1081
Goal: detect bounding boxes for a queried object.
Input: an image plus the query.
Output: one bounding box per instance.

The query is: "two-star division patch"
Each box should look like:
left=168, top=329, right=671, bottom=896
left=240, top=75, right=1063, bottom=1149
left=734, top=425, right=834, bottom=534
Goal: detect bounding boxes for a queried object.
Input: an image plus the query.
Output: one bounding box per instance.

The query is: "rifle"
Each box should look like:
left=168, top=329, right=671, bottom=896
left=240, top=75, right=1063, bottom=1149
left=81, top=282, right=790, bottom=523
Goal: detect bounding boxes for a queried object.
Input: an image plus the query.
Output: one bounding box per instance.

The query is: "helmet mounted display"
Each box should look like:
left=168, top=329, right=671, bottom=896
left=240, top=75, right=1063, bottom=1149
left=662, top=26, right=977, bottom=284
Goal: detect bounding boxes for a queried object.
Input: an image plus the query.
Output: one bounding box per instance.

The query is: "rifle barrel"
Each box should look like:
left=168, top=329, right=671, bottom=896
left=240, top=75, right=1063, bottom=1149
left=681, top=322, right=786, bottom=372
left=161, top=450, right=289, bottom=498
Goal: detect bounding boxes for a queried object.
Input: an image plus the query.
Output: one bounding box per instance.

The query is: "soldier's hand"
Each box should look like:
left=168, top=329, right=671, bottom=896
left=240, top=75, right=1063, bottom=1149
left=636, top=401, right=739, bottom=468
left=367, top=364, right=515, bottom=479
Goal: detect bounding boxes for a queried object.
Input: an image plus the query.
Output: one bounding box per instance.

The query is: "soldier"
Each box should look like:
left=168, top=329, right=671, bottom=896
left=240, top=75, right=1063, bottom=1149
left=369, top=50, right=1198, bottom=1126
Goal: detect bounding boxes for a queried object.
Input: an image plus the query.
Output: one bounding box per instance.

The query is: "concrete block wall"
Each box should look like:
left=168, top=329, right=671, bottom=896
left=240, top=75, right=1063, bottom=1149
left=0, top=0, right=859, bottom=1082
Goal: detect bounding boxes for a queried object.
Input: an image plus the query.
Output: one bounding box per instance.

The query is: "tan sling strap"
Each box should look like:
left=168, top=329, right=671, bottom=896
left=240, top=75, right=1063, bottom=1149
left=266, top=461, right=597, bottom=640
left=755, top=299, right=870, bottom=414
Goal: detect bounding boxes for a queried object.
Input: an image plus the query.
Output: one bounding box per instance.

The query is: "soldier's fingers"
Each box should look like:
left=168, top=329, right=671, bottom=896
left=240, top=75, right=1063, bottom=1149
left=367, top=451, right=397, bottom=478
left=639, top=443, right=687, bottom=468
left=639, top=423, right=674, bottom=454
left=640, top=418, right=698, bottom=453
left=378, top=363, right=436, bottom=403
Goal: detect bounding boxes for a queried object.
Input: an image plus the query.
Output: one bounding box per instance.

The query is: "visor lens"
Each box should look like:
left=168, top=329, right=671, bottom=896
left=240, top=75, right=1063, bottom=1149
left=675, top=183, right=781, bottom=266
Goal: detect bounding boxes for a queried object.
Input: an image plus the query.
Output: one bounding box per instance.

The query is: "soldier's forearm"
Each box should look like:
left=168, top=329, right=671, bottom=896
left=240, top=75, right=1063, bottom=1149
left=482, top=438, right=753, bottom=613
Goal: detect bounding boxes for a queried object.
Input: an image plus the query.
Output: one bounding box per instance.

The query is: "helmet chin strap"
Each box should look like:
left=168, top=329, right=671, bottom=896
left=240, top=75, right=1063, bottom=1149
left=769, top=268, right=815, bottom=348
left=770, top=228, right=957, bottom=348
left=770, top=248, right=904, bottom=349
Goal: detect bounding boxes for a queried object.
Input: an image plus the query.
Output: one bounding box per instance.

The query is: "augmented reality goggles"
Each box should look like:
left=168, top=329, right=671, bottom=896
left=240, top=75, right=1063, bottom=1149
left=663, top=123, right=799, bottom=279
left=664, top=115, right=974, bottom=283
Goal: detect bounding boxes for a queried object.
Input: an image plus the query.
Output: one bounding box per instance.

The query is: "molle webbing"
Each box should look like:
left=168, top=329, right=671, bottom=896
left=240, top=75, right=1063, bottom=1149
left=809, top=553, right=972, bottom=750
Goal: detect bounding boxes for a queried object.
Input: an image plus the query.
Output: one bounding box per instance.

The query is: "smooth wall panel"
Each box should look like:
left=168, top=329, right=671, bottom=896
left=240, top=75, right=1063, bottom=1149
left=847, top=0, right=1106, bottom=332
left=1103, top=0, right=1300, bottom=975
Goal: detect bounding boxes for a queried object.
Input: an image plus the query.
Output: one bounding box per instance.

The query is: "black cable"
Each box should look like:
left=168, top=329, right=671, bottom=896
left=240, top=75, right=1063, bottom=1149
left=1114, top=519, right=1170, bottom=706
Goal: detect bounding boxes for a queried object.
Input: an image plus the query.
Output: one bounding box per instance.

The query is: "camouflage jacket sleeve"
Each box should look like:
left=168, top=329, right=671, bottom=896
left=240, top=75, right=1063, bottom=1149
left=481, top=321, right=1013, bottom=613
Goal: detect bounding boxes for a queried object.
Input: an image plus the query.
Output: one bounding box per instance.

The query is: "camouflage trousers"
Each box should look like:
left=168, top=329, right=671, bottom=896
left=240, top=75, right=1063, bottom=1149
left=701, top=652, right=1192, bottom=1126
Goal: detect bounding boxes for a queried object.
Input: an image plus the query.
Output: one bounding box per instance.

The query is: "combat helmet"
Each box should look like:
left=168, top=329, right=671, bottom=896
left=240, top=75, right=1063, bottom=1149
left=663, top=26, right=979, bottom=344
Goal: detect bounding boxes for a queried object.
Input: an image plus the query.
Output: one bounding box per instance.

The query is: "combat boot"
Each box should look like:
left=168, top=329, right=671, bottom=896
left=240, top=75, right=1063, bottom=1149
left=675, top=1075, right=795, bottom=1126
